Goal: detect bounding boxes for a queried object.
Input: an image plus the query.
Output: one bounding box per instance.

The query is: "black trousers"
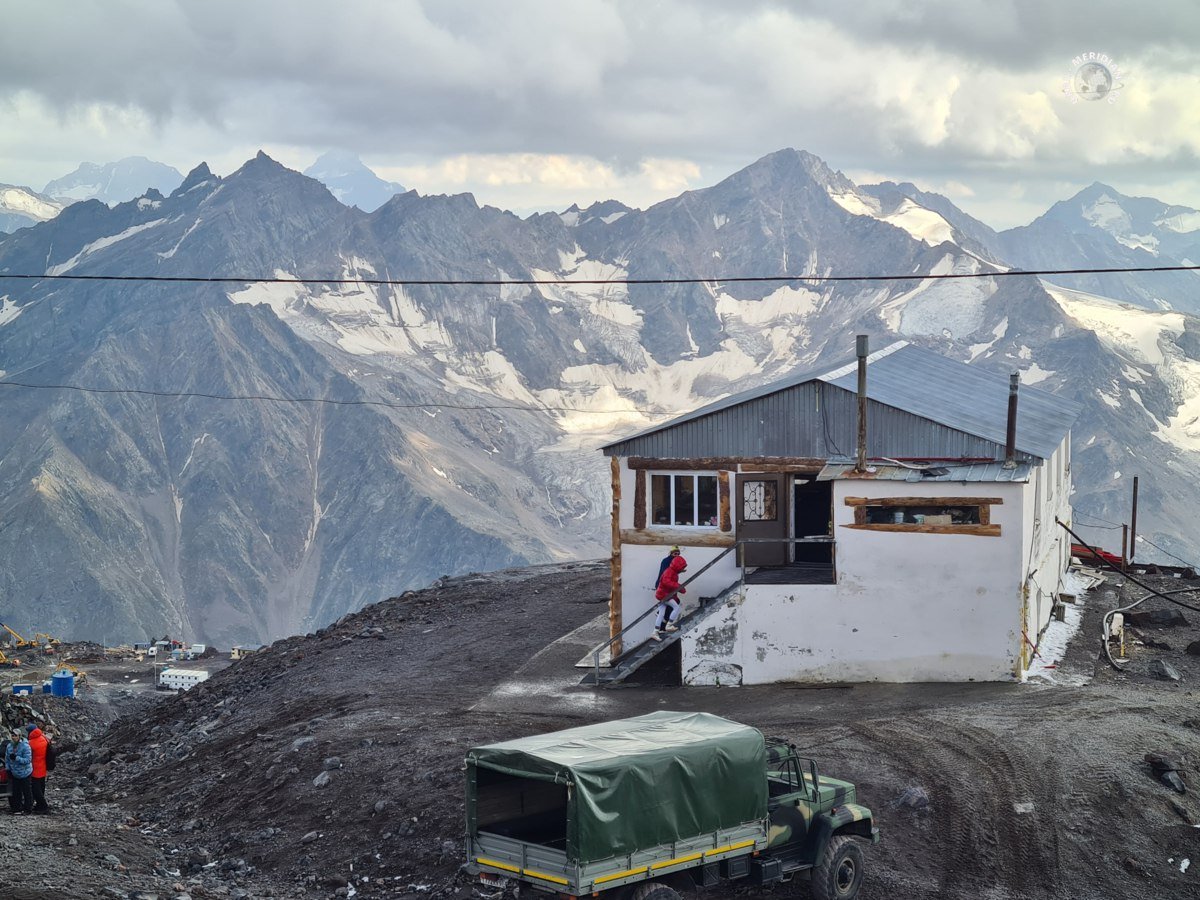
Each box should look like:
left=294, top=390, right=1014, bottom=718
left=31, top=776, right=47, bottom=811
left=11, top=776, right=32, bottom=813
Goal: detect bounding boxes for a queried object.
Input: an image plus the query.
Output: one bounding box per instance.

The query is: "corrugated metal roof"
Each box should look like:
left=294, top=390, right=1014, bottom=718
left=817, top=460, right=1033, bottom=483
left=821, top=344, right=1080, bottom=460
left=602, top=341, right=1081, bottom=460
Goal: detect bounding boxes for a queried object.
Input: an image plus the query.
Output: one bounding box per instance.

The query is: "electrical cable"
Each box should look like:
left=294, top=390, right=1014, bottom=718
left=1056, top=518, right=1200, bottom=672
left=1, top=263, right=1200, bottom=288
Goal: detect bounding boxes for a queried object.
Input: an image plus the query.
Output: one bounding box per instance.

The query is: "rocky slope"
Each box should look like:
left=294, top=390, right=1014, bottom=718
left=57, top=561, right=1200, bottom=900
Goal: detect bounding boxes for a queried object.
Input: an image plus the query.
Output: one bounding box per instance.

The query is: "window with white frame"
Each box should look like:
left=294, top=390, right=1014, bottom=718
left=651, top=474, right=719, bottom=527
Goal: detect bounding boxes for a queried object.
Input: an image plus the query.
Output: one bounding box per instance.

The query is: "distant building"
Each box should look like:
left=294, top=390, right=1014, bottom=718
left=599, top=339, right=1080, bottom=684
left=158, top=668, right=210, bottom=691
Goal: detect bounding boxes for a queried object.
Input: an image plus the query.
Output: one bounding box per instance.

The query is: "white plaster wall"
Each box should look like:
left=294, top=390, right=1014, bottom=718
left=620, top=544, right=740, bottom=647
left=1023, top=436, right=1074, bottom=652
left=683, top=479, right=1028, bottom=683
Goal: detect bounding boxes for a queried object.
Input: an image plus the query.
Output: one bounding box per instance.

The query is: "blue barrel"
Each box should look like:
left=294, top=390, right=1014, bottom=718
left=50, top=671, right=75, bottom=698
left=41, top=682, right=51, bottom=694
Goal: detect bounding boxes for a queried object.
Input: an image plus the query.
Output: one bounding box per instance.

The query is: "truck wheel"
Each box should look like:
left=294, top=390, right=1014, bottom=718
left=810, top=836, right=864, bottom=900
left=630, top=882, right=681, bottom=900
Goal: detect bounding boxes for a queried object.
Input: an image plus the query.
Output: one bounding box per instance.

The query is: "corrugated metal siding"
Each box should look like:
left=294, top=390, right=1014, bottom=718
left=603, top=382, right=1030, bottom=461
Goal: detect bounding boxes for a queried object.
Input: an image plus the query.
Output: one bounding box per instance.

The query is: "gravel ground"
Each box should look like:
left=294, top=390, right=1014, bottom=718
left=3, top=561, right=1200, bottom=899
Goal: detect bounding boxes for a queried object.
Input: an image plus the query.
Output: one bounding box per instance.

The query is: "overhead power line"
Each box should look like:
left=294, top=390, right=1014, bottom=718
left=0, top=263, right=1198, bottom=287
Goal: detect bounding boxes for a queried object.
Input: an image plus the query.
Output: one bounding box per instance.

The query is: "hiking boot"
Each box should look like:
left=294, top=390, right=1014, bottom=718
left=650, top=631, right=662, bottom=642
left=664, top=623, right=679, bottom=632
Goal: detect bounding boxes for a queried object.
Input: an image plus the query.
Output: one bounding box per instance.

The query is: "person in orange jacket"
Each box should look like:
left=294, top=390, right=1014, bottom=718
left=25, top=724, right=51, bottom=814
left=650, top=555, right=687, bottom=641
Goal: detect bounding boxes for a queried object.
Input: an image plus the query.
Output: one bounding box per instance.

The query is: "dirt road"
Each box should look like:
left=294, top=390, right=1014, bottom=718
left=4, top=561, right=1199, bottom=898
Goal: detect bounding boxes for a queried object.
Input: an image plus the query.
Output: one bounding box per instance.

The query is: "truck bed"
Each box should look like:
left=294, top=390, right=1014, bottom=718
left=469, top=820, right=769, bottom=894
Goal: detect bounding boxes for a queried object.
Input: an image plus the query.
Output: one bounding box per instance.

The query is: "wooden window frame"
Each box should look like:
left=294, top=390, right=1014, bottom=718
left=648, top=472, right=721, bottom=530
left=843, top=496, right=1002, bottom=537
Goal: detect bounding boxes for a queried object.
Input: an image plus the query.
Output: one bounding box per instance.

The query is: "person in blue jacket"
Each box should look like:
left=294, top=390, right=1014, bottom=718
left=5, top=730, right=33, bottom=814
left=655, top=546, right=681, bottom=589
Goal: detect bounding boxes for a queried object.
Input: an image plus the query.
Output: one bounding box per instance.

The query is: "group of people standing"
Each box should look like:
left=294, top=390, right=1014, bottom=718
left=4, top=723, right=54, bottom=815
left=650, top=546, right=688, bottom=642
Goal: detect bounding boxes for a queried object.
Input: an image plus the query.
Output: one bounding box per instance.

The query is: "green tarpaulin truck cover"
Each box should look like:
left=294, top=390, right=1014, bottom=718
left=467, top=711, right=768, bottom=863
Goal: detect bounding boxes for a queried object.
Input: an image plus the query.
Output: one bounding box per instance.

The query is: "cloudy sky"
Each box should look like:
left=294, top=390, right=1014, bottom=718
left=3, top=0, right=1199, bottom=228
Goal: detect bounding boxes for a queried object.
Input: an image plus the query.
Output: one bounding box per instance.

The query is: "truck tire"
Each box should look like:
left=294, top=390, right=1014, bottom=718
left=630, top=882, right=681, bottom=900
left=810, top=836, right=864, bottom=900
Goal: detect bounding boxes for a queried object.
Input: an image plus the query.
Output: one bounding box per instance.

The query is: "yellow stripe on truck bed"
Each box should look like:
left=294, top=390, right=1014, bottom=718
left=594, top=866, right=649, bottom=885
left=523, top=869, right=569, bottom=886
left=476, top=858, right=520, bottom=874
left=704, top=839, right=756, bottom=857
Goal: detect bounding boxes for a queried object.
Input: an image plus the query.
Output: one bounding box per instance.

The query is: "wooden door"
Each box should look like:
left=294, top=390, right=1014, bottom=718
left=737, top=474, right=787, bottom=566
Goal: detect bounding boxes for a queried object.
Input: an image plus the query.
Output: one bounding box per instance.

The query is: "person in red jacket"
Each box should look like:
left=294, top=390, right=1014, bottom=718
left=25, top=724, right=51, bottom=814
left=650, top=555, right=687, bottom=642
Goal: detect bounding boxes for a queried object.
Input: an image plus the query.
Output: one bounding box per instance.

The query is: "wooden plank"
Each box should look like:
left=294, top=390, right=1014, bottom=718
left=738, top=463, right=824, bottom=473
left=620, top=529, right=736, bottom=547
left=627, top=456, right=826, bottom=471
left=843, top=496, right=1003, bottom=507
left=842, top=523, right=1002, bottom=537
left=633, top=469, right=647, bottom=530
left=610, top=457, right=622, bottom=652
left=718, top=471, right=731, bottom=532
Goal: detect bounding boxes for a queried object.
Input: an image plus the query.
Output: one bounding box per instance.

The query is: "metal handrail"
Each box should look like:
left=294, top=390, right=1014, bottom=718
left=592, top=541, right=744, bottom=685
left=590, top=535, right=837, bottom=685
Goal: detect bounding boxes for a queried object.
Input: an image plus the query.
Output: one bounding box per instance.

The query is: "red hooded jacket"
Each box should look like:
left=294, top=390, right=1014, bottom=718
left=28, top=728, right=48, bottom=779
left=655, top=556, right=688, bottom=601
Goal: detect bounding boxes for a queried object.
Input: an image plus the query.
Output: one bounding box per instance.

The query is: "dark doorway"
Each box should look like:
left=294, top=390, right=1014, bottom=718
left=793, top=477, right=833, bottom=566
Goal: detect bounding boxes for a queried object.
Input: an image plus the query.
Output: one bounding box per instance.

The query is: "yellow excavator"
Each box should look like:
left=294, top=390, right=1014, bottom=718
left=0, top=622, right=36, bottom=650
left=0, top=649, right=21, bottom=667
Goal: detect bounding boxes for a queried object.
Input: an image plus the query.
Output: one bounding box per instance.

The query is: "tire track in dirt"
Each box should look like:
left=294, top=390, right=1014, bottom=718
left=847, top=716, right=1062, bottom=900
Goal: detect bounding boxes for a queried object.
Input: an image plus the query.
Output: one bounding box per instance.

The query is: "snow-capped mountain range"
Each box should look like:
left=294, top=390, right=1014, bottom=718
left=302, top=151, right=406, bottom=212
left=1, top=148, right=1198, bottom=645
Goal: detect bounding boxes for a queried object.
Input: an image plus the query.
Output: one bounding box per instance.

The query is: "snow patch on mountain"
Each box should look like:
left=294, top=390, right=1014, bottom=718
left=1021, top=362, right=1054, bottom=385
left=531, top=250, right=640, bottom=329
left=47, top=219, right=167, bottom=274
left=883, top=198, right=955, bottom=246
left=828, top=190, right=954, bottom=246
left=881, top=254, right=992, bottom=337
left=0, top=296, right=23, bottom=326
left=1048, top=286, right=1183, bottom=365
left=1, top=187, right=59, bottom=220
left=1156, top=211, right=1200, bottom=233
left=1082, top=194, right=1158, bottom=253
left=715, top=284, right=820, bottom=325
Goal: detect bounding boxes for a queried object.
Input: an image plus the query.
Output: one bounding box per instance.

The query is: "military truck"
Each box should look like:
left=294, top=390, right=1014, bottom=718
left=464, top=711, right=878, bottom=900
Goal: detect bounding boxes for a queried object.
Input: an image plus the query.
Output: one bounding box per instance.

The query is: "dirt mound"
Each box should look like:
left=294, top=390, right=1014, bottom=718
left=71, top=562, right=1200, bottom=899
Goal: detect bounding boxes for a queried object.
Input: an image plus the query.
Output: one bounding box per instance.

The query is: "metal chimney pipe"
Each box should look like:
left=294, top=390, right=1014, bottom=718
left=855, top=335, right=869, bottom=473
left=1003, top=372, right=1019, bottom=468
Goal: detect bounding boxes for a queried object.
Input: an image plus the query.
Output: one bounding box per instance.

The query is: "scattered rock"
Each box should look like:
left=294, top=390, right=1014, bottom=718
left=1123, top=856, right=1151, bottom=878
left=323, top=756, right=343, bottom=770
left=1163, top=771, right=1188, bottom=794
left=1142, top=637, right=1173, bottom=651
left=1187, top=641, right=1200, bottom=656
left=1150, top=660, right=1183, bottom=682
left=890, top=786, right=930, bottom=810
left=1170, top=799, right=1195, bottom=824
left=1127, top=609, right=1189, bottom=628
left=313, top=770, right=332, bottom=788
left=373, top=799, right=389, bottom=815
left=290, top=736, right=317, bottom=752
left=102, top=853, right=122, bottom=868
left=301, top=830, right=321, bottom=844
left=1145, top=751, right=1184, bottom=775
